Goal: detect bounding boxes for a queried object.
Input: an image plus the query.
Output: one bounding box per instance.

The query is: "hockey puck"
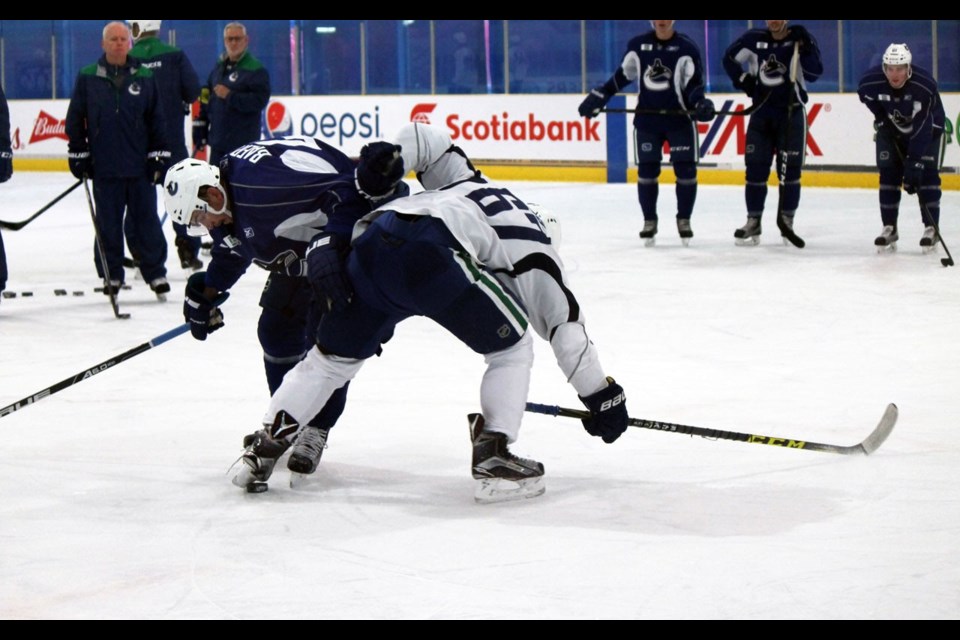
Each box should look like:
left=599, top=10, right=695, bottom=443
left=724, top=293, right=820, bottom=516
left=2, top=291, right=15, bottom=298
left=73, top=291, right=85, bottom=296
left=54, top=289, right=67, bottom=296
left=22, top=291, right=34, bottom=297
left=246, top=481, right=268, bottom=494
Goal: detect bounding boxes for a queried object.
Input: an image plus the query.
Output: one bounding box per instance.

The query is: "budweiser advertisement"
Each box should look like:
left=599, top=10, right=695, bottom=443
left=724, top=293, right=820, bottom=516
left=7, top=95, right=960, bottom=173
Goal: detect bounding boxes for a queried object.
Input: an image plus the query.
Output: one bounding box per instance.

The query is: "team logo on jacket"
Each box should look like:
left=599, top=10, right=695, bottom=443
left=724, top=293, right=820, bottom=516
left=759, top=55, right=787, bottom=87
left=261, top=101, right=294, bottom=139
left=229, top=71, right=239, bottom=82
left=128, top=82, right=141, bottom=95
left=642, top=59, right=672, bottom=92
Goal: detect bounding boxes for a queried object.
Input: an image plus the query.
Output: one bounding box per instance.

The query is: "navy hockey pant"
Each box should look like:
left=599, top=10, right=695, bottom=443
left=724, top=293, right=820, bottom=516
left=92, top=177, right=167, bottom=283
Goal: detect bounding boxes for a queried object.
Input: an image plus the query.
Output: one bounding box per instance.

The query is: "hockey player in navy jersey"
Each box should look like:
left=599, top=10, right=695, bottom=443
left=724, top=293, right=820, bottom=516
left=163, top=136, right=389, bottom=477
left=723, top=20, right=822, bottom=246
left=578, top=20, right=715, bottom=246
left=857, top=43, right=946, bottom=252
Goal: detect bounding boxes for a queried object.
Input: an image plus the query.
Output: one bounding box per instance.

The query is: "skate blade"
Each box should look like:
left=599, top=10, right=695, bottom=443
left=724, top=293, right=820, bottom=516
left=681, top=238, right=691, bottom=247
left=474, top=476, right=545, bottom=504
left=289, top=472, right=309, bottom=489
left=876, top=243, right=897, bottom=253
left=155, top=293, right=167, bottom=302
left=641, top=237, right=656, bottom=247
left=735, top=236, right=761, bottom=247
left=921, top=244, right=939, bottom=255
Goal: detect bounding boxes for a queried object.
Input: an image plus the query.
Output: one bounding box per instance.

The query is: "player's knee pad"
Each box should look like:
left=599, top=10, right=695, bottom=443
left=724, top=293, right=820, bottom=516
left=673, top=161, right=696, bottom=182
left=637, top=162, right=661, bottom=181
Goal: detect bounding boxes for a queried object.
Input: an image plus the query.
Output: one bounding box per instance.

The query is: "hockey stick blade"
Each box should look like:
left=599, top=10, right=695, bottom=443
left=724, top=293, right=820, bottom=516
left=525, top=402, right=898, bottom=456
left=0, top=179, right=83, bottom=231
left=0, top=323, right=190, bottom=419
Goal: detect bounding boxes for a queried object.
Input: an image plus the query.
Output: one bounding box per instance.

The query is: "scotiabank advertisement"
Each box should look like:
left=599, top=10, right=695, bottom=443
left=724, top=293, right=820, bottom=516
left=7, top=94, right=960, bottom=173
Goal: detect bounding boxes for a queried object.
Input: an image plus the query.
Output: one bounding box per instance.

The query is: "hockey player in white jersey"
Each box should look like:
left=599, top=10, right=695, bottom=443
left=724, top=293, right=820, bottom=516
left=356, top=123, right=630, bottom=447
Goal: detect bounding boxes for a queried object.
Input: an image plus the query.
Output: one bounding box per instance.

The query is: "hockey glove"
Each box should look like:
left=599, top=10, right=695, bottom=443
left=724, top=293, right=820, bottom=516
left=68, top=149, right=93, bottom=180
left=306, top=233, right=353, bottom=313
left=147, top=150, right=172, bottom=185
left=693, top=98, right=716, bottom=122
left=902, top=158, right=925, bottom=195
left=578, top=88, right=609, bottom=119
left=184, top=271, right=229, bottom=341
left=789, top=25, right=814, bottom=51
left=737, top=73, right=757, bottom=97
left=0, top=149, right=11, bottom=183
left=355, top=142, right=405, bottom=201
left=578, top=377, right=628, bottom=444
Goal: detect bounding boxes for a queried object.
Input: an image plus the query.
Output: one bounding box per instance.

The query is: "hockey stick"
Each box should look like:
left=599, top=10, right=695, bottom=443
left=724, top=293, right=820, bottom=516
left=603, top=92, right=771, bottom=118
left=919, top=199, right=955, bottom=267
left=525, top=402, right=898, bottom=456
left=0, top=323, right=190, bottom=418
left=82, top=177, right=130, bottom=320
left=776, top=40, right=806, bottom=249
left=0, top=179, right=82, bottom=231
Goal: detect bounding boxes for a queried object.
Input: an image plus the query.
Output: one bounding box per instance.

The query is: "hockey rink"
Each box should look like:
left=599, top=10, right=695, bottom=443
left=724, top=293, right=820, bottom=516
left=1, top=171, right=958, bottom=619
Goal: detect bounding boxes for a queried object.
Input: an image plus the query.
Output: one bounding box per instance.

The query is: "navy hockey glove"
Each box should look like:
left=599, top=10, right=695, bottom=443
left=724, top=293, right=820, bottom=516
left=790, top=25, right=814, bottom=51
left=693, top=98, right=716, bottom=122
left=184, top=271, right=229, bottom=341
left=737, top=73, right=757, bottom=97
left=903, top=158, right=925, bottom=195
left=68, top=149, right=93, bottom=180
left=578, top=377, right=628, bottom=444
left=578, top=88, right=609, bottom=119
left=0, top=149, right=11, bottom=183
left=306, top=233, right=353, bottom=313
left=147, top=150, right=172, bottom=185
left=355, top=142, right=405, bottom=201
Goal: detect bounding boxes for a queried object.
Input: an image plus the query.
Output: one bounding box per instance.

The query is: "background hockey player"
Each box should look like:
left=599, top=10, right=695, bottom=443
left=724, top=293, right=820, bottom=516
left=722, top=20, right=822, bottom=246
left=65, top=21, right=171, bottom=298
left=163, top=136, right=391, bottom=477
left=128, top=19, right=204, bottom=272
left=857, top=43, right=946, bottom=252
left=370, top=122, right=629, bottom=449
left=577, top=20, right=715, bottom=246
left=231, top=142, right=541, bottom=503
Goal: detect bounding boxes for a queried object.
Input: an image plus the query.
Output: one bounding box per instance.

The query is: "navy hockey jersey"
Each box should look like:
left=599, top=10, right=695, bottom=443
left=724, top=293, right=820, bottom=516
left=722, top=26, right=823, bottom=109
left=857, top=64, right=945, bottom=160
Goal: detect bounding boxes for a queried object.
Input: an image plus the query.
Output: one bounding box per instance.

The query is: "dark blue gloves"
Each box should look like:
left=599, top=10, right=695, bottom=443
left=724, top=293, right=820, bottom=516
left=737, top=73, right=758, bottom=97
left=147, top=150, right=172, bottom=185
left=0, top=149, right=11, bottom=183
left=693, top=98, right=716, bottom=122
left=306, top=233, right=353, bottom=313
left=903, top=158, right=925, bottom=195
left=355, top=142, right=405, bottom=202
left=68, top=149, right=93, bottom=180
left=578, top=88, right=609, bottom=119
left=578, top=377, right=629, bottom=444
left=790, top=25, right=814, bottom=51
left=183, top=271, right=229, bottom=341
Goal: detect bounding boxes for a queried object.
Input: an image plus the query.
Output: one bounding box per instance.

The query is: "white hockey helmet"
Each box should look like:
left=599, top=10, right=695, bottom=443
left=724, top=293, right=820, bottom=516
left=883, top=43, right=912, bottom=67
left=128, top=20, right=162, bottom=40
left=528, top=202, right=562, bottom=249
left=163, top=158, right=227, bottom=236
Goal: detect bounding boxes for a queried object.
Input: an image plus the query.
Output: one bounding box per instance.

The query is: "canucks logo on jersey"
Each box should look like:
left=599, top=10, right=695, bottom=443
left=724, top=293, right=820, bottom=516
left=642, top=59, right=672, bottom=92
left=759, top=54, right=788, bottom=87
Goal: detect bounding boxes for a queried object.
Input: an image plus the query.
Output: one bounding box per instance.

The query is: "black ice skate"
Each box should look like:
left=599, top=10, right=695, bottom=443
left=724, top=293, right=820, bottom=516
left=469, top=413, right=544, bottom=504
left=149, top=277, right=170, bottom=301
left=287, top=425, right=329, bottom=475
left=639, top=219, right=658, bottom=247
left=677, top=217, right=693, bottom=247
left=920, top=226, right=940, bottom=253
left=734, top=217, right=762, bottom=246
left=230, top=411, right=299, bottom=493
left=875, top=225, right=899, bottom=253
left=176, top=236, right=204, bottom=272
